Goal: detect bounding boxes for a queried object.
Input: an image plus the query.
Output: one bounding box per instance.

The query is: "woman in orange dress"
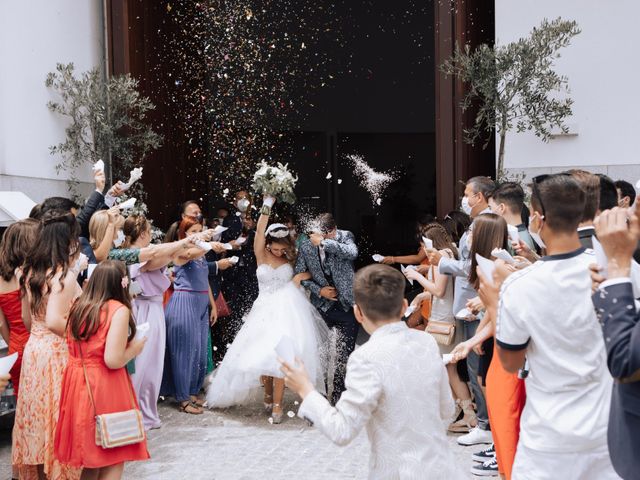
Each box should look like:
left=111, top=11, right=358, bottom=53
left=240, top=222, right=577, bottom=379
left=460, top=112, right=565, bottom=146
left=13, top=212, right=82, bottom=480
left=0, top=219, right=39, bottom=398
left=55, top=260, right=149, bottom=479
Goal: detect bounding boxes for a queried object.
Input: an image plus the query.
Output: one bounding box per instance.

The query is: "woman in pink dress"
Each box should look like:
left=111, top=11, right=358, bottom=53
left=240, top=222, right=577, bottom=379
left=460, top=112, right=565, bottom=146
left=123, top=214, right=194, bottom=429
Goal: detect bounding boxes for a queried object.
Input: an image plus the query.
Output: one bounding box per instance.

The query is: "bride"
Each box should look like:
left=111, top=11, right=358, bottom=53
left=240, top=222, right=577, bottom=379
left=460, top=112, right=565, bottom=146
left=206, top=195, right=328, bottom=422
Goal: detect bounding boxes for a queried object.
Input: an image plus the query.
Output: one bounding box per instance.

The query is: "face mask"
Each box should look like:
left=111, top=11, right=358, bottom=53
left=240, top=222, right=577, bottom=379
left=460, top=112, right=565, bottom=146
left=461, top=196, right=472, bottom=215
left=194, top=214, right=203, bottom=223
left=528, top=216, right=546, bottom=249
left=114, top=230, right=125, bottom=247
left=237, top=198, right=250, bottom=213
left=73, top=253, right=88, bottom=272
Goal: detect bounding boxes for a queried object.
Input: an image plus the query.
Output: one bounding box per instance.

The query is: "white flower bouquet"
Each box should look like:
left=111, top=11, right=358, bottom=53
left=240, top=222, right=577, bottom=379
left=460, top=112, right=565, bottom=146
left=251, top=161, right=298, bottom=205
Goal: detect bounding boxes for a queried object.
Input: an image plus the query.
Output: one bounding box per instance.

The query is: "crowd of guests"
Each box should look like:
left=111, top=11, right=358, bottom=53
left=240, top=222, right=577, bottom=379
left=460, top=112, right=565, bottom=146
left=0, top=164, right=637, bottom=479
left=0, top=168, right=274, bottom=479
left=376, top=172, right=639, bottom=479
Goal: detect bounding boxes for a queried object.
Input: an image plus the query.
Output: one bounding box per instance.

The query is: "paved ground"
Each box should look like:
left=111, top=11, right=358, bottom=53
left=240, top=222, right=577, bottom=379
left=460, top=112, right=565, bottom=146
left=0, top=392, right=479, bottom=479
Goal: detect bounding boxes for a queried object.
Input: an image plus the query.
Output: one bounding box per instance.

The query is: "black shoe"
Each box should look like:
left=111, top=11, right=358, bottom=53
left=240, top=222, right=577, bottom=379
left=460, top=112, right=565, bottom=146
left=470, top=457, right=499, bottom=477
left=472, top=443, right=495, bottom=463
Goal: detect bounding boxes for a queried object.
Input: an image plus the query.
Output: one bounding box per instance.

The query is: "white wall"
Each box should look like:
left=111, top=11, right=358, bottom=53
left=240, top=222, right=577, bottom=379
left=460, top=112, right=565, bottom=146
left=0, top=0, right=102, bottom=202
left=496, top=0, right=640, bottom=183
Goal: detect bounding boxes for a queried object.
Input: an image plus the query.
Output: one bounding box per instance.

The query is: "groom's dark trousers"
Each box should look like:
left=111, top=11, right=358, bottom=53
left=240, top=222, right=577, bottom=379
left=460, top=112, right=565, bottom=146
left=322, top=303, right=358, bottom=405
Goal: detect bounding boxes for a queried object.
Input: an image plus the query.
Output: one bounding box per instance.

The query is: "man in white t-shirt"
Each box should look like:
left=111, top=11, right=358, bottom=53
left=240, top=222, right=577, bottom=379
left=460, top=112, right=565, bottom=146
left=495, top=173, right=619, bottom=479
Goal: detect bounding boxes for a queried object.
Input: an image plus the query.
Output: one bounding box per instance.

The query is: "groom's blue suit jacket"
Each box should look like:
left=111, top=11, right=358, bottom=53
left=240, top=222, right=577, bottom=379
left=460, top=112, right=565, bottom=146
left=295, top=230, right=358, bottom=313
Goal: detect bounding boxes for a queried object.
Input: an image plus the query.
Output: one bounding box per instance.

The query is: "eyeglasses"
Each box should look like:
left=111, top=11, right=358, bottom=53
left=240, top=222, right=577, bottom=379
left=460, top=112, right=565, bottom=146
left=531, top=173, right=572, bottom=217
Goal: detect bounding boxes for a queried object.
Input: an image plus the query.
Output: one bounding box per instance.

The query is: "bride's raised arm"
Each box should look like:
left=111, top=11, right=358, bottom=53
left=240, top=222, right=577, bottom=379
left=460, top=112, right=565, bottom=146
left=254, top=195, right=276, bottom=265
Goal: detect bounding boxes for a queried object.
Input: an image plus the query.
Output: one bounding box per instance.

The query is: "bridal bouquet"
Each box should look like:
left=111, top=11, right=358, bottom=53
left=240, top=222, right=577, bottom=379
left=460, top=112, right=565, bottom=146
left=251, top=161, right=298, bottom=205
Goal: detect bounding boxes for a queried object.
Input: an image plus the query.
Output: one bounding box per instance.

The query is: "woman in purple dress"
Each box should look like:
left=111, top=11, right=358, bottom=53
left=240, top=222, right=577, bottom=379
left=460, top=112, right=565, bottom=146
left=161, top=217, right=218, bottom=415
left=122, top=215, right=195, bottom=429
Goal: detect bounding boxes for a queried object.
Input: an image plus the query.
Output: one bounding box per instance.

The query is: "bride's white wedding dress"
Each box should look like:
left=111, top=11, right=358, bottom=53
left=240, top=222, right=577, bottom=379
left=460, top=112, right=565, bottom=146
left=206, top=263, right=328, bottom=408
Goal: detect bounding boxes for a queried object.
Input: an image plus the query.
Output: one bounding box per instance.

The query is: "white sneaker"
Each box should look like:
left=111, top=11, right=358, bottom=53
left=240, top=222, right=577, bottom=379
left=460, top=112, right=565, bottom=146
left=457, top=426, right=493, bottom=446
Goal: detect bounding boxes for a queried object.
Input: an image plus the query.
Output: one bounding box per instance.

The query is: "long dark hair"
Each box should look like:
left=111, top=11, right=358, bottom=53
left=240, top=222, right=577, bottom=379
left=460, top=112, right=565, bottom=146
left=468, top=214, right=509, bottom=290
left=0, top=219, right=39, bottom=282
left=67, top=260, right=135, bottom=341
left=22, top=211, right=81, bottom=315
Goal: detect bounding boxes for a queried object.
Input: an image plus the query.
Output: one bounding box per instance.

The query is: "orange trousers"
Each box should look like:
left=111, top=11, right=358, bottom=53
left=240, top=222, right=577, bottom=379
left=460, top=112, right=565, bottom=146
left=486, top=348, right=526, bottom=480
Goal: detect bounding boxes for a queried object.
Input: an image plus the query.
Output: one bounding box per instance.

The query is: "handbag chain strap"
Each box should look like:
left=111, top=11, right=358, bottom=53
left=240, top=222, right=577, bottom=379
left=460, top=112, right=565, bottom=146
left=78, top=338, right=138, bottom=417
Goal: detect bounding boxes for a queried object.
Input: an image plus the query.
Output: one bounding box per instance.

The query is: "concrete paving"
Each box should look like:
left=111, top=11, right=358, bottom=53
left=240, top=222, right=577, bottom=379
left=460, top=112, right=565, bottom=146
left=0, top=394, right=481, bottom=479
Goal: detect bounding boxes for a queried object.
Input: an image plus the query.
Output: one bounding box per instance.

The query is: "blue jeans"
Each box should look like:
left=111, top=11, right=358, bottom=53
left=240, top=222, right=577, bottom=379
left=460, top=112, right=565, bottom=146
left=463, top=319, right=490, bottom=430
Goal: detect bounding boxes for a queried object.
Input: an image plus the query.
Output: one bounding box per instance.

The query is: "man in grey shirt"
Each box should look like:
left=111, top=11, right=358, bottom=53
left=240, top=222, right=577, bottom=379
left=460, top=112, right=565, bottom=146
left=427, top=176, right=495, bottom=448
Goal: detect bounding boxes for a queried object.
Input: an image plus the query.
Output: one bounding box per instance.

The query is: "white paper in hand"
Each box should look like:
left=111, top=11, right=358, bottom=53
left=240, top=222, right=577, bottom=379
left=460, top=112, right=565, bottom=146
left=400, top=264, right=416, bottom=285
left=228, top=256, right=239, bottom=265
left=491, top=248, right=516, bottom=264
left=87, top=264, right=97, bottom=279
left=442, top=354, right=453, bottom=365
left=0, top=352, right=18, bottom=375
left=275, top=335, right=296, bottom=366
left=372, top=254, right=384, bottom=263
left=455, top=308, right=472, bottom=320
left=404, top=305, right=417, bottom=318
left=135, top=322, right=150, bottom=340
left=93, top=160, right=105, bottom=172
left=592, top=237, right=608, bottom=277
left=223, top=243, right=233, bottom=250
left=212, top=225, right=228, bottom=241
left=122, top=167, right=143, bottom=190
left=235, top=236, right=247, bottom=245
left=422, top=236, right=433, bottom=250
left=117, top=197, right=136, bottom=210
left=195, top=240, right=212, bottom=252
left=507, top=224, right=520, bottom=243
left=475, top=254, right=496, bottom=285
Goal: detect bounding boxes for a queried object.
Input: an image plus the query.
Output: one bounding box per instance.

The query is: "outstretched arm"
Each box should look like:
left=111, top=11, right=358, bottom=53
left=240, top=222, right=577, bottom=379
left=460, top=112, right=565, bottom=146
left=254, top=195, right=275, bottom=265
left=282, top=354, right=382, bottom=446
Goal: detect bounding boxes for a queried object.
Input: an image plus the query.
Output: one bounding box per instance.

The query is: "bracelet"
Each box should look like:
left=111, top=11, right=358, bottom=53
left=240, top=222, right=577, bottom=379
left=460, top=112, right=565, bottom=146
left=260, top=205, right=272, bottom=216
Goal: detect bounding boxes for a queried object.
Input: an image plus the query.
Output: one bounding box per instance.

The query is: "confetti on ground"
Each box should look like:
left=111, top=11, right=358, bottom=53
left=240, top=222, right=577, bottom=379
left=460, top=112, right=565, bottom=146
left=287, top=411, right=295, bottom=418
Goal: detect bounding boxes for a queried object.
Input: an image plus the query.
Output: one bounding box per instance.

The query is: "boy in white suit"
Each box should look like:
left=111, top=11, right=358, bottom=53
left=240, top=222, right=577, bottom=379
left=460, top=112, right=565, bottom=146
left=280, top=264, right=465, bottom=479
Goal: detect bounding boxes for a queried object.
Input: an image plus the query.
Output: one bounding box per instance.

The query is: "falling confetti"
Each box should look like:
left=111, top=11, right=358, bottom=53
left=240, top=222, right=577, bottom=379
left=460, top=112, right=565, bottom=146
left=346, top=153, right=397, bottom=206
left=155, top=0, right=343, bottom=195
left=325, top=172, right=332, bottom=179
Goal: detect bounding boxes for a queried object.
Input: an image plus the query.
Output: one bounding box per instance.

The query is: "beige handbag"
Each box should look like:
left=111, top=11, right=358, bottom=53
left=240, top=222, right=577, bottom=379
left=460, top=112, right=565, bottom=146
left=426, top=320, right=456, bottom=346
left=80, top=343, right=145, bottom=449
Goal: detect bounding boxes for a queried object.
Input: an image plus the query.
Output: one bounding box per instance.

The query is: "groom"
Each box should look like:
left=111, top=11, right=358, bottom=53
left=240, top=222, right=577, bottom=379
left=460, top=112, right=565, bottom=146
left=296, top=213, right=359, bottom=404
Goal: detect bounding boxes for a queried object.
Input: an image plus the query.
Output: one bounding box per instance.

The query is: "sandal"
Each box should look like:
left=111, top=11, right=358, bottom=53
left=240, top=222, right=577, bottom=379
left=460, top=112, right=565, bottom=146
left=179, top=402, right=203, bottom=415
left=190, top=396, right=206, bottom=407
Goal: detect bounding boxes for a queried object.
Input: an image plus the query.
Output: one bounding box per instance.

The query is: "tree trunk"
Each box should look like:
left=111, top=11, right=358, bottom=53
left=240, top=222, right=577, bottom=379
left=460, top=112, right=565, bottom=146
left=498, top=131, right=506, bottom=178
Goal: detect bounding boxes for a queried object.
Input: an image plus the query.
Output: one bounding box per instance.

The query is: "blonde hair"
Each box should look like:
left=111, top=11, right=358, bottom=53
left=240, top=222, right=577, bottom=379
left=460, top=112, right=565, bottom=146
left=89, top=210, right=110, bottom=250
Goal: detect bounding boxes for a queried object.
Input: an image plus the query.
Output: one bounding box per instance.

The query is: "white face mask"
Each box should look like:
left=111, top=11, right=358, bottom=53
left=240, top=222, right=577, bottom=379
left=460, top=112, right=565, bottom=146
left=73, top=253, right=88, bottom=272
left=237, top=198, right=250, bottom=213
left=461, top=196, right=472, bottom=216
left=528, top=215, right=546, bottom=249
left=114, top=230, right=125, bottom=247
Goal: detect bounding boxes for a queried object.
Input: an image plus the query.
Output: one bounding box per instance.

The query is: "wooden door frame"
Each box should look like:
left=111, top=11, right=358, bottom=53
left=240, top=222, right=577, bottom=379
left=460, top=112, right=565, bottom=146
left=434, top=0, right=495, bottom=217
